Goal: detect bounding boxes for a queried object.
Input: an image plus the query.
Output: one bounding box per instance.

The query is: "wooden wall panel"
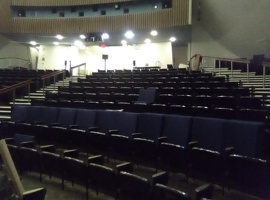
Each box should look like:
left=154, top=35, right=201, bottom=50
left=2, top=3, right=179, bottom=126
left=11, top=0, right=132, bottom=7
left=2, top=0, right=189, bottom=34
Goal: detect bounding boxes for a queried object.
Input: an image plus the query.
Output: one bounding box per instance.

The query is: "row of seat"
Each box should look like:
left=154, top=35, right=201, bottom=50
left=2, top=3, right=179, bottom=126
left=1, top=105, right=269, bottom=199
left=6, top=142, right=213, bottom=200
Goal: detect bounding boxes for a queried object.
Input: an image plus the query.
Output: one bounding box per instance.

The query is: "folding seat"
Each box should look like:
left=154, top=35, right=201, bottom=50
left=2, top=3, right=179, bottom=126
left=173, top=94, right=193, bottom=107
left=62, top=156, right=89, bottom=199
left=238, top=108, right=268, bottom=122
left=109, top=112, right=138, bottom=160
left=212, top=87, right=233, bottom=96
left=1, top=105, right=31, bottom=137
left=193, top=95, right=213, bottom=108
left=176, top=87, right=193, bottom=96
left=132, top=113, right=164, bottom=167
left=45, top=108, right=77, bottom=147
left=87, top=110, right=120, bottom=156
left=227, top=154, right=270, bottom=199
left=238, top=96, right=262, bottom=109
left=5, top=134, right=35, bottom=149
left=158, top=115, right=192, bottom=176
left=69, top=109, right=97, bottom=151
left=117, top=170, right=168, bottom=200
left=156, top=93, right=174, bottom=105
left=19, top=147, right=41, bottom=174
left=211, top=107, right=237, bottom=119
left=189, top=117, right=229, bottom=185
left=222, top=120, right=265, bottom=158
left=32, top=106, right=59, bottom=144
left=135, top=88, right=157, bottom=104
left=213, top=95, right=236, bottom=109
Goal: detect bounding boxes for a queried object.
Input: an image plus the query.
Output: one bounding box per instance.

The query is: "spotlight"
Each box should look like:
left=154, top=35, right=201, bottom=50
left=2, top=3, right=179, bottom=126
left=169, top=37, right=176, bottom=42
left=124, top=31, right=134, bottom=39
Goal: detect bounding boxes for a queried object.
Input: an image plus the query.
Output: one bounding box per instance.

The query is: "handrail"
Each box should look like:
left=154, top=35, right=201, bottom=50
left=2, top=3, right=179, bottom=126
left=262, top=62, right=270, bottom=88
left=201, top=55, right=251, bottom=82
left=0, top=79, right=32, bottom=95
left=70, top=63, right=86, bottom=77
left=0, top=79, right=32, bottom=104
left=40, top=70, right=66, bottom=80
left=40, top=70, right=66, bottom=93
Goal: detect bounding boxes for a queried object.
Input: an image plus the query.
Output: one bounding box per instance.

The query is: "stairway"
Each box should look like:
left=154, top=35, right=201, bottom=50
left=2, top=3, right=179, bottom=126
left=0, top=76, right=78, bottom=120
left=203, top=65, right=270, bottom=107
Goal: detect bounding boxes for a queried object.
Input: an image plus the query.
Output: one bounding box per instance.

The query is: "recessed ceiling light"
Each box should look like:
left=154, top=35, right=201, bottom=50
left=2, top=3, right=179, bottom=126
left=53, top=42, right=59, bottom=45
left=144, top=39, right=151, bottom=44
left=80, top=34, right=86, bottom=39
left=121, top=40, right=127, bottom=45
left=150, top=30, right=158, bottom=36
left=30, top=41, right=37, bottom=46
left=124, top=31, right=134, bottom=39
left=56, top=34, right=64, bottom=40
left=102, top=33, right=109, bottom=40
left=169, top=37, right=176, bottom=42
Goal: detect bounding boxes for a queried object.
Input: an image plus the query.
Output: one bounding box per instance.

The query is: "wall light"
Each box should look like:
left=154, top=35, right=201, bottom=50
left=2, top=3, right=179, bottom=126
left=102, top=33, right=109, bottom=40
left=53, top=42, right=59, bottom=45
left=121, top=40, right=127, bottom=45
left=80, top=35, right=86, bottom=39
left=144, top=39, right=151, bottom=44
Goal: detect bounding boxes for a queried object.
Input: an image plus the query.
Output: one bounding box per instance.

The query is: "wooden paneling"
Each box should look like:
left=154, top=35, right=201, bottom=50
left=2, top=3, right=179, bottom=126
left=2, top=0, right=189, bottom=34
left=11, top=0, right=132, bottom=7
left=0, top=0, right=12, bottom=31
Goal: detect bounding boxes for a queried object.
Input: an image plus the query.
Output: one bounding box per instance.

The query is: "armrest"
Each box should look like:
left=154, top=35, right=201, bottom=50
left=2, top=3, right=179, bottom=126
left=157, top=136, right=167, bottom=144
left=109, top=129, right=119, bottom=135
left=224, top=146, right=234, bottom=157
left=69, top=125, right=79, bottom=129
left=21, top=141, right=35, bottom=148
left=195, top=184, right=213, bottom=200
left=50, top=123, right=61, bottom=127
left=22, top=187, right=46, bottom=200
left=152, top=171, right=169, bottom=186
left=115, top=162, right=133, bottom=174
left=33, top=121, right=43, bottom=125
left=70, top=128, right=85, bottom=133
left=88, top=126, right=98, bottom=132
left=132, top=132, right=143, bottom=138
left=88, top=155, right=104, bottom=165
left=38, top=144, right=55, bottom=153
left=188, top=141, right=199, bottom=149
left=62, top=149, right=78, bottom=158
left=5, top=138, right=14, bottom=144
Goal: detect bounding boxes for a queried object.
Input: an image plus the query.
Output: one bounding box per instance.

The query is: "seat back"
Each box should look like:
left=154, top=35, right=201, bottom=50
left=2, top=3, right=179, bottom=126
left=56, top=108, right=77, bottom=127
left=11, top=105, right=30, bottom=122
left=223, top=120, right=264, bottom=157
left=25, top=106, right=44, bottom=123
left=74, top=109, right=96, bottom=130
left=191, top=117, right=225, bottom=152
left=115, top=112, right=138, bottom=136
left=40, top=107, right=59, bottom=125
left=162, top=114, right=192, bottom=146
left=136, top=113, right=164, bottom=140
left=95, top=110, right=121, bottom=133
left=13, top=134, right=35, bottom=148
left=118, top=171, right=151, bottom=200
left=137, top=88, right=157, bottom=104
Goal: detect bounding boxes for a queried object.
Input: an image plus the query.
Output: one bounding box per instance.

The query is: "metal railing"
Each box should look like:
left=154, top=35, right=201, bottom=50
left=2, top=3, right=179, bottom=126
left=0, top=79, right=32, bottom=104
left=262, top=62, right=270, bottom=88
left=201, top=56, right=251, bottom=82
left=40, top=70, right=66, bottom=94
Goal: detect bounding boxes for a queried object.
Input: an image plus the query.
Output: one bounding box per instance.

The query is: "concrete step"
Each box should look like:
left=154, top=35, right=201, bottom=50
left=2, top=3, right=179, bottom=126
left=9, top=102, right=31, bottom=105
left=0, top=106, right=11, bottom=110
left=24, top=95, right=45, bottom=99
left=0, top=115, right=11, bottom=120
left=0, top=110, right=11, bottom=114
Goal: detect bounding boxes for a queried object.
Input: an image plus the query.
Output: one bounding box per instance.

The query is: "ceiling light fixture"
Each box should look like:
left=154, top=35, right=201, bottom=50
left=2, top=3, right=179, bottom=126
left=124, top=31, right=134, bottom=39
left=56, top=34, right=64, bottom=40
left=144, top=39, right=151, bottom=44
left=121, top=40, right=127, bottom=45
left=150, top=30, right=158, bottom=36
left=169, top=37, right=176, bottom=42
left=30, top=41, right=37, bottom=46
left=80, top=34, right=86, bottom=39
left=102, top=33, right=109, bottom=40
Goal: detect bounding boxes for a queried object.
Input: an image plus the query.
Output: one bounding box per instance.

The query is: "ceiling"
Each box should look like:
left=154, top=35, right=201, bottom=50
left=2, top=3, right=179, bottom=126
left=2, top=25, right=191, bottom=47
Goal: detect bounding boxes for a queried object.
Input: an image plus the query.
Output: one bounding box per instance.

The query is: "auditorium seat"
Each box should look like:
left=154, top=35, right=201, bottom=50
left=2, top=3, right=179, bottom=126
left=159, top=114, right=192, bottom=176
left=132, top=113, right=164, bottom=167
